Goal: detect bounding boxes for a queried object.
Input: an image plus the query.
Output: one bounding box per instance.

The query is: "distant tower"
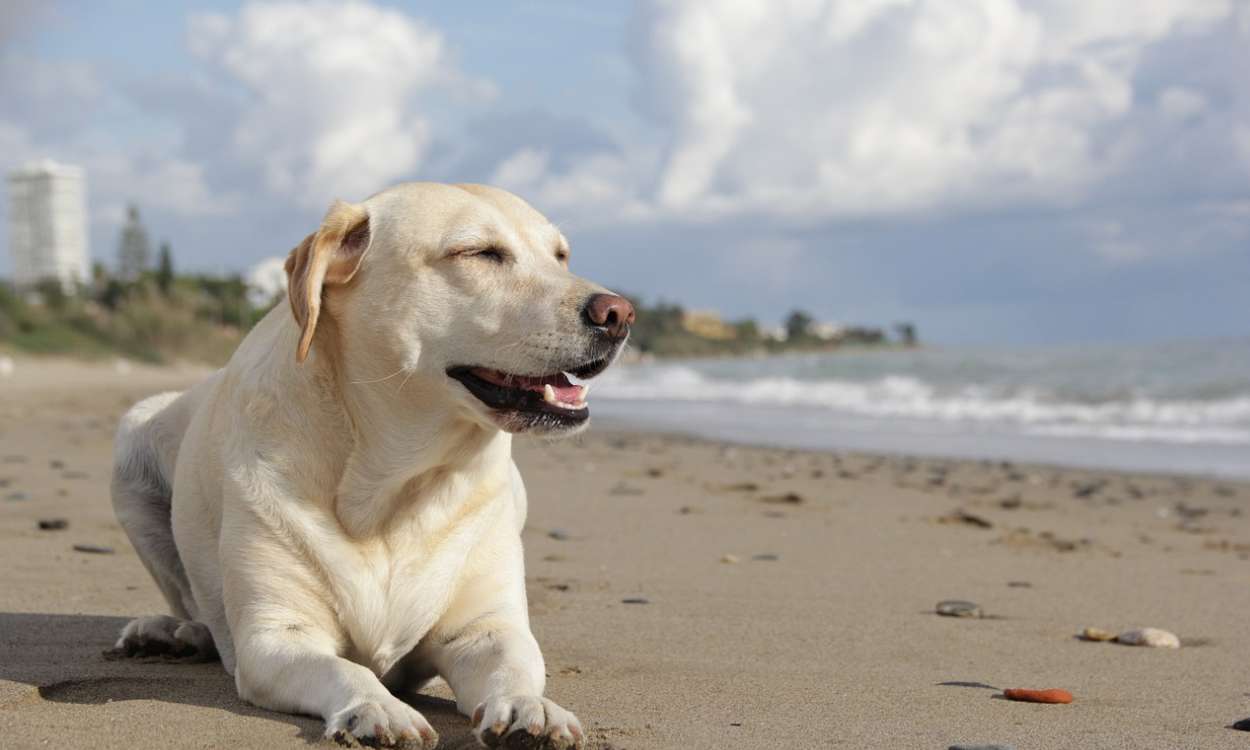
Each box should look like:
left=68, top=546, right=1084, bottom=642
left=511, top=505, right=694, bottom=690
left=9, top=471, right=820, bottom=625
left=6, top=160, right=90, bottom=292
left=117, top=204, right=151, bottom=281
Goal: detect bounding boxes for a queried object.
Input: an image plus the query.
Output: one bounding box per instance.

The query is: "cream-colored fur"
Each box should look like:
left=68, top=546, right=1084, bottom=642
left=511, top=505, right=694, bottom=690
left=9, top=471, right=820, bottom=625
left=110, top=183, right=628, bottom=750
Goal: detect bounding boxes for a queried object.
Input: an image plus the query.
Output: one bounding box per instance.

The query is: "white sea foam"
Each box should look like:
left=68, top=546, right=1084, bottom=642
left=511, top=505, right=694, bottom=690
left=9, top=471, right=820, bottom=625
left=594, top=363, right=1250, bottom=445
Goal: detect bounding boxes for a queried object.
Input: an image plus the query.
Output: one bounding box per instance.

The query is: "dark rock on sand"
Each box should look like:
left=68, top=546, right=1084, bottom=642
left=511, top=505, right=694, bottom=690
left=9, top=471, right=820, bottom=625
left=1231, top=718, right=1250, bottom=732
left=936, top=600, right=982, bottom=618
left=621, top=597, right=649, bottom=605
left=938, top=509, right=993, bottom=529
left=72, top=544, right=115, bottom=555
left=760, top=492, right=804, bottom=505
left=37, top=518, right=68, bottom=530
left=547, top=529, right=572, bottom=541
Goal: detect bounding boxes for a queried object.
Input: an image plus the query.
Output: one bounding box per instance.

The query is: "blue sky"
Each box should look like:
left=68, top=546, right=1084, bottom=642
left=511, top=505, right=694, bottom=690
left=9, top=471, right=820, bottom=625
left=1, top=0, right=1248, bottom=345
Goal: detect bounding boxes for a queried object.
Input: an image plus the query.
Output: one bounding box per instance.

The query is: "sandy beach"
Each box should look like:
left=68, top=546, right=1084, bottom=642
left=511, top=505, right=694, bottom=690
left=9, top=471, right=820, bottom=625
left=1, top=359, right=1248, bottom=749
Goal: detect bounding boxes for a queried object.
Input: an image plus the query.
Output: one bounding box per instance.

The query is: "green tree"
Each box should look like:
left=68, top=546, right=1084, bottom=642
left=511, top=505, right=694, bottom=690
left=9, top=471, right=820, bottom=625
left=784, top=309, right=813, bottom=341
left=156, top=242, right=174, bottom=296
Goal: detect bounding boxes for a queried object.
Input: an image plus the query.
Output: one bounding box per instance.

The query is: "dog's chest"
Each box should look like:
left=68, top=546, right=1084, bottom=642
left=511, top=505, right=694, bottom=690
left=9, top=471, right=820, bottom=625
left=327, top=485, right=506, bottom=675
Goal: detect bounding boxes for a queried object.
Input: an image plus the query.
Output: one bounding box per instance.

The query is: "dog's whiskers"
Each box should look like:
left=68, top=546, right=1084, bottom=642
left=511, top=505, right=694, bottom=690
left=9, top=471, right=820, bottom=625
left=349, top=366, right=408, bottom=385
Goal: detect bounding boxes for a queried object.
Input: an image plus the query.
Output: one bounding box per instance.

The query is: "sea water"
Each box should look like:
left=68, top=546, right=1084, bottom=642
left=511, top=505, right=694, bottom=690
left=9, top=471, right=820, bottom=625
left=592, top=337, right=1250, bottom=478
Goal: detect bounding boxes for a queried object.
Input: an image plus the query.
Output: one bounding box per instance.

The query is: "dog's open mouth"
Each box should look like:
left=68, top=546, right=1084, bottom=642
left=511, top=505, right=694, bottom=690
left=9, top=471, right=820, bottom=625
left=448, top=360, right=610, bottom=427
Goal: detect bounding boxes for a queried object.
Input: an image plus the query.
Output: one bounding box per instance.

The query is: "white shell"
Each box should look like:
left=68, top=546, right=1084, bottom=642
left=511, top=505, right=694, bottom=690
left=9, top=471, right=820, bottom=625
left=1116, top=627, right=1180, bottom=648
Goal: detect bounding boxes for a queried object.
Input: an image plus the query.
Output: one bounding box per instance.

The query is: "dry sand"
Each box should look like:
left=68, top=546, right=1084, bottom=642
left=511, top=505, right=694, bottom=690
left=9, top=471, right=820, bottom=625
left=1, top=359, right=1248, bottom=749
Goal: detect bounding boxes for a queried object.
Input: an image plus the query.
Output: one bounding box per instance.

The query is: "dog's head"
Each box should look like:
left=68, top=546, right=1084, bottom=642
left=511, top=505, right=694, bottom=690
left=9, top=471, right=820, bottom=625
left=284, top=182, right=632, bottom=437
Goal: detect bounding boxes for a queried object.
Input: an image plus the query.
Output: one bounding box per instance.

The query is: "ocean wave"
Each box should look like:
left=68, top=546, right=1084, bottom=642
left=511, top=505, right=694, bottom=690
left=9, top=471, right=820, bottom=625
left=593, top=364, right=1250, bottom=443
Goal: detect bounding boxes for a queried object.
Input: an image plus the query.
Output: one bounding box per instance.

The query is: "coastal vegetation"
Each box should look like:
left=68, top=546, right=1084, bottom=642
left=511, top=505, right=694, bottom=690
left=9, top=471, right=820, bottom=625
left=0, top=278, right=916, bottom=365
left=624, top=295, right=917, bottom=359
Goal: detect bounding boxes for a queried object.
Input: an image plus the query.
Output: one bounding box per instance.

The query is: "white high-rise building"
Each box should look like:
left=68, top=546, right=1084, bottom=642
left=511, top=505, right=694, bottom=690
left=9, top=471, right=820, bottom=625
left=7, top=160, right=89, bottom=291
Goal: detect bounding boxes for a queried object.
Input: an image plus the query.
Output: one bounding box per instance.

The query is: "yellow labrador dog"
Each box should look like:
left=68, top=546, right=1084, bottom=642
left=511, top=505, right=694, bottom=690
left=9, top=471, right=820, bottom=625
left=109, top=183, right=633, bottom=749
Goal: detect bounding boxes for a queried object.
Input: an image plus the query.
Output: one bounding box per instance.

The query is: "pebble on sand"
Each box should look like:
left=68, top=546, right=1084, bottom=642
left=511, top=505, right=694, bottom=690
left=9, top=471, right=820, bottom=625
left=720, top=554, right=740, bottom=564
left=72, top=544, right=115, bottom=555
left=759, top=492, right=804, bottom=505
left=1079, top=626, right=1117, bottom=642
left=1003, top=688, right=1073, bottom=704
left=621, top=597, right=649, bottom=605
left=37, top=519, right=69, bottom=531
left=547, top=529, right=572, bottom=541
left=936, top=600, right=982, bottom=618
left=1116, top=627, right=1180, bottom=648
left=1231, top=718, right=1250, bottom=732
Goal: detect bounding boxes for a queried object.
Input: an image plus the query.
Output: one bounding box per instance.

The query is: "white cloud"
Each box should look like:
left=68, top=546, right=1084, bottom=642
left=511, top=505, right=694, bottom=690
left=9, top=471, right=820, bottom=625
left=490, top=148, right=551, bottom=188
left=245, top=256, right=288, bottom=306
left=189, top=0, right=491, bottom=207
left=621, top=0, right=1236, bottom=220
left=1157, top=87, right=1207, bottom=121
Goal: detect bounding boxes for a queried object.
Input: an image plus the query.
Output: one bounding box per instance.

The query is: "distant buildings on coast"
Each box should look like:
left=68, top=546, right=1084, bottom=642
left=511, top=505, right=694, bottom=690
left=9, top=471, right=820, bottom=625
left=6, top=160, right=89, bottom=291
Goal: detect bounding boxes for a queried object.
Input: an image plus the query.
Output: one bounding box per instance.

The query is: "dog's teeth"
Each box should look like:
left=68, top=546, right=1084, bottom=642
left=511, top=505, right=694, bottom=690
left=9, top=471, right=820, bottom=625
left=580, top=383, right=591, bottom=400
left=543, top=384, right=557, bottom=404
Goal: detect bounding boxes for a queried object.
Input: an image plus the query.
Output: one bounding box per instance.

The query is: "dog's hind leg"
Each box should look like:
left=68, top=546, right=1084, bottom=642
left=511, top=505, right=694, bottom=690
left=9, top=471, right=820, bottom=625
left=110, top=391, right=215, bottom=660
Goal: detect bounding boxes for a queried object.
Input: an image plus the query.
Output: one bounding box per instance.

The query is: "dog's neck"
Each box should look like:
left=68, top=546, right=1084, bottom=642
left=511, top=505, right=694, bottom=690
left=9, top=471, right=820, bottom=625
left=305, top=324, right=512, bottom=538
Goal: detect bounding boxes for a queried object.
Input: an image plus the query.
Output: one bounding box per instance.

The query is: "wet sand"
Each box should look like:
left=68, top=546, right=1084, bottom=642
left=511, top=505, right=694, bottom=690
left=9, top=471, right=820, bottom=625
left=1, top=359, right=1248, bottom=749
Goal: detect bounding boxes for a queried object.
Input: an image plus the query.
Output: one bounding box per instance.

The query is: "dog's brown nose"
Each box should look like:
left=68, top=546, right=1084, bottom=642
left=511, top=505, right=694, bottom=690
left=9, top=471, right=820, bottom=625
left=583, top=293, right=635, bottom=339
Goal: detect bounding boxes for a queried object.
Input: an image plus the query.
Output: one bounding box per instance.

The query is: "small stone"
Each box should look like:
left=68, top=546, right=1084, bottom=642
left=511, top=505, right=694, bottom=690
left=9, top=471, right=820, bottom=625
left=751, top=553, right=779, bottom=561
left=1116, top=627, right=1180, bottom=648
left=1006, top=581, right=1032, bottom=588
left=547, top=529, right=572, bottom=541
left=621, top=597, right=649, bottom=605
left=1231, top=718, right=1250, bottom=732
left=1072, top=480, right=1102, bottom=498
left=936, top=600, right=981, bottom=618
left=1003, top=687, right=1073, bottom=704
left=38, top=518, right=69, bottom=531
left=72, top=544, right=115, bottom=555
left=760, top=492, right=804, bottom=505
left=720, top=554, right=740, bottom=564
left=1079, top=626, right=1116, bottom=642
left=49, top=459, right=65, bottom=470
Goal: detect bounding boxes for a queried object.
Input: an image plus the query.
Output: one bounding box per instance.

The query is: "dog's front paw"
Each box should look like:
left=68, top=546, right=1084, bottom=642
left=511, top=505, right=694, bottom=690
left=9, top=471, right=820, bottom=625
left=327, top=696, right=438, bottom=749
left=472, top=696, right=583, bottom=750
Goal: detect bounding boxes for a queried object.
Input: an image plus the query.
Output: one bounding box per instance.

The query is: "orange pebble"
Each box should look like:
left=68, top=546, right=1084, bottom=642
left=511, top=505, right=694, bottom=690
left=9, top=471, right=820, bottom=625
left=1003, top=688, right=1073, bottom=704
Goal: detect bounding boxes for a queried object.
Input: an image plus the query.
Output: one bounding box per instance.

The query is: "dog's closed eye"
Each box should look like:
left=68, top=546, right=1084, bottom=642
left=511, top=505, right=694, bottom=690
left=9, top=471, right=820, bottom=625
left=467, top=247, right=508, bottom=264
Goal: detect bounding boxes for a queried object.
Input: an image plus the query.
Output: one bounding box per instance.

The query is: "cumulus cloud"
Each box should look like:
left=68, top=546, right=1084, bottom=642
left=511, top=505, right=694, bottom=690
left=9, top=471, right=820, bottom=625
left=189, top=0, right=491, bottom=207
left=619, top=0, right=1236, bottom=220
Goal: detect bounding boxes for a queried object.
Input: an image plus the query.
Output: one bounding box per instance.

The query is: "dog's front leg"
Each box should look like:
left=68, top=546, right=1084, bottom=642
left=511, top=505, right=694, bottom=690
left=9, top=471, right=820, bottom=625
left=232, top=615, right=439, bottom=749
left=431, top=611, right=583, bottom=749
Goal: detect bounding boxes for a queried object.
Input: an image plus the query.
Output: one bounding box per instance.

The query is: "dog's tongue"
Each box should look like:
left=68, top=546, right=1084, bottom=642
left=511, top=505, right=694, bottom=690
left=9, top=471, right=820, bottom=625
left=473, top=369, right=584, bottom=402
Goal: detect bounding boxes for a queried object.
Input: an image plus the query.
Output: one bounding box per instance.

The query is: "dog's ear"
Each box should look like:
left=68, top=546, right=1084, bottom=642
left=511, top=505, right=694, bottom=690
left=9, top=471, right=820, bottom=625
left=284, top=199, right=372, bottom=363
